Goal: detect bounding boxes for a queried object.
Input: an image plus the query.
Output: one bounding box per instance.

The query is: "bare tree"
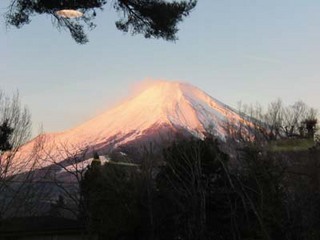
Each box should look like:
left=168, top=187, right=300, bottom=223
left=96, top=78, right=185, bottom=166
left=0, top=90, right=45, bottom=218
left=0, top=90, right=31, bottom=150
left=31, top=141, right=95, bottom=219
left=225, top=99, right=318, bottom=145
left=156, top=137, right=230, bottom=240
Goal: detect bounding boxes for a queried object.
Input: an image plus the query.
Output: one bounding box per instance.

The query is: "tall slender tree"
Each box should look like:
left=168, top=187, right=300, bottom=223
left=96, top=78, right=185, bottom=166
left=0, top=119, right=14, bottom=152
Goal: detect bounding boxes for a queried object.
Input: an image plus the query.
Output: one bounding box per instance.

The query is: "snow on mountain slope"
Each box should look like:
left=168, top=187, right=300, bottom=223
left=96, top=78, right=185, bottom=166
left=13, top=81, right=248, bottom=170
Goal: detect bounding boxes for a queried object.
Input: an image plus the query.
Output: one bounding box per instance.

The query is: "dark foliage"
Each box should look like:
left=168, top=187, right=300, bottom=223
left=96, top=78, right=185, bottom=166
left=6, top=0, right=197, bottom=44
left=156, top=137, right=231, bottom=240
left=235, top=146, right=287, bottom=240
left=303, top=118, right=318, bottom=138
left=80, top=157, right=142, bottom=239
left=0, top=119, right=14, bottom=151
left=79, top=135, right=320, bottom=240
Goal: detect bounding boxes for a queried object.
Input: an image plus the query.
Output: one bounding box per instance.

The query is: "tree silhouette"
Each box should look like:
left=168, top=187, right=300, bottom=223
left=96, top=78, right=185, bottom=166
left=156, top=137, right=231, bottom=240
left=6, top=0, right=197, bottom=44
left=80, top=155, right=142, bottom=239
left=0, top=119, right=14, bottom=152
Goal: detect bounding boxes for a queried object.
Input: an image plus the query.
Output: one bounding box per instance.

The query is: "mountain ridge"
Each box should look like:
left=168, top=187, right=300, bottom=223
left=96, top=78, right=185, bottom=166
left=14, top=81, right=248, bottom=170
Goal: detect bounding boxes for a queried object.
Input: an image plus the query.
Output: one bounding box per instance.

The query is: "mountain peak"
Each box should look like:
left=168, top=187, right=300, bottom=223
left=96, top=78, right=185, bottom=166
left=130, top=81, right=186, bottom=104
left=127, top=80, right=213, bottom=112
left=53, top=80, right=242, bottom=150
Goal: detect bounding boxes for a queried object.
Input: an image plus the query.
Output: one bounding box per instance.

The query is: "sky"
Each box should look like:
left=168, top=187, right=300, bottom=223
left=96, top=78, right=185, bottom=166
left=1, top=0, right=320, bottom=136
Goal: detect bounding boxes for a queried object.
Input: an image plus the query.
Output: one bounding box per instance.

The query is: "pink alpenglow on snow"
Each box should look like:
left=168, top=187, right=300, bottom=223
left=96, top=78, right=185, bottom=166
left=13, top=80, right=249, bottom=171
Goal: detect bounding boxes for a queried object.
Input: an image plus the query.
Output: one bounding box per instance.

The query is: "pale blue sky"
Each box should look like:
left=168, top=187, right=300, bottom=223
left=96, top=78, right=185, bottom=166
left=1, top=0, right=320, bottom=135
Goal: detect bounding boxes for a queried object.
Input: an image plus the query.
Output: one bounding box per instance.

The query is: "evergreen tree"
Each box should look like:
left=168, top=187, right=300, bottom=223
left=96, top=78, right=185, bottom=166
left=6, top=0, right=197, bottom=44
left=0, top=119, right=14, bottom=152
left=303, top=118, right=318, bottom=138
left=80, top=154, right=142, bottom=239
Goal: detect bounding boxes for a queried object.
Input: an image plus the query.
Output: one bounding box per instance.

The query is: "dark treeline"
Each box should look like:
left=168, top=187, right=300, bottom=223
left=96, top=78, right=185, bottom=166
left=76, top=100, right=320, bottom=240
left=78, top=134, right=320, bottom=240
left=1, top=96, right=320, bottom=239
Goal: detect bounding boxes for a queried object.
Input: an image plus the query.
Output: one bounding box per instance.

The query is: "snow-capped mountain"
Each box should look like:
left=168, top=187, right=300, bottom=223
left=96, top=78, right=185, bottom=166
left=14, top=81, right=248, bottom=170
